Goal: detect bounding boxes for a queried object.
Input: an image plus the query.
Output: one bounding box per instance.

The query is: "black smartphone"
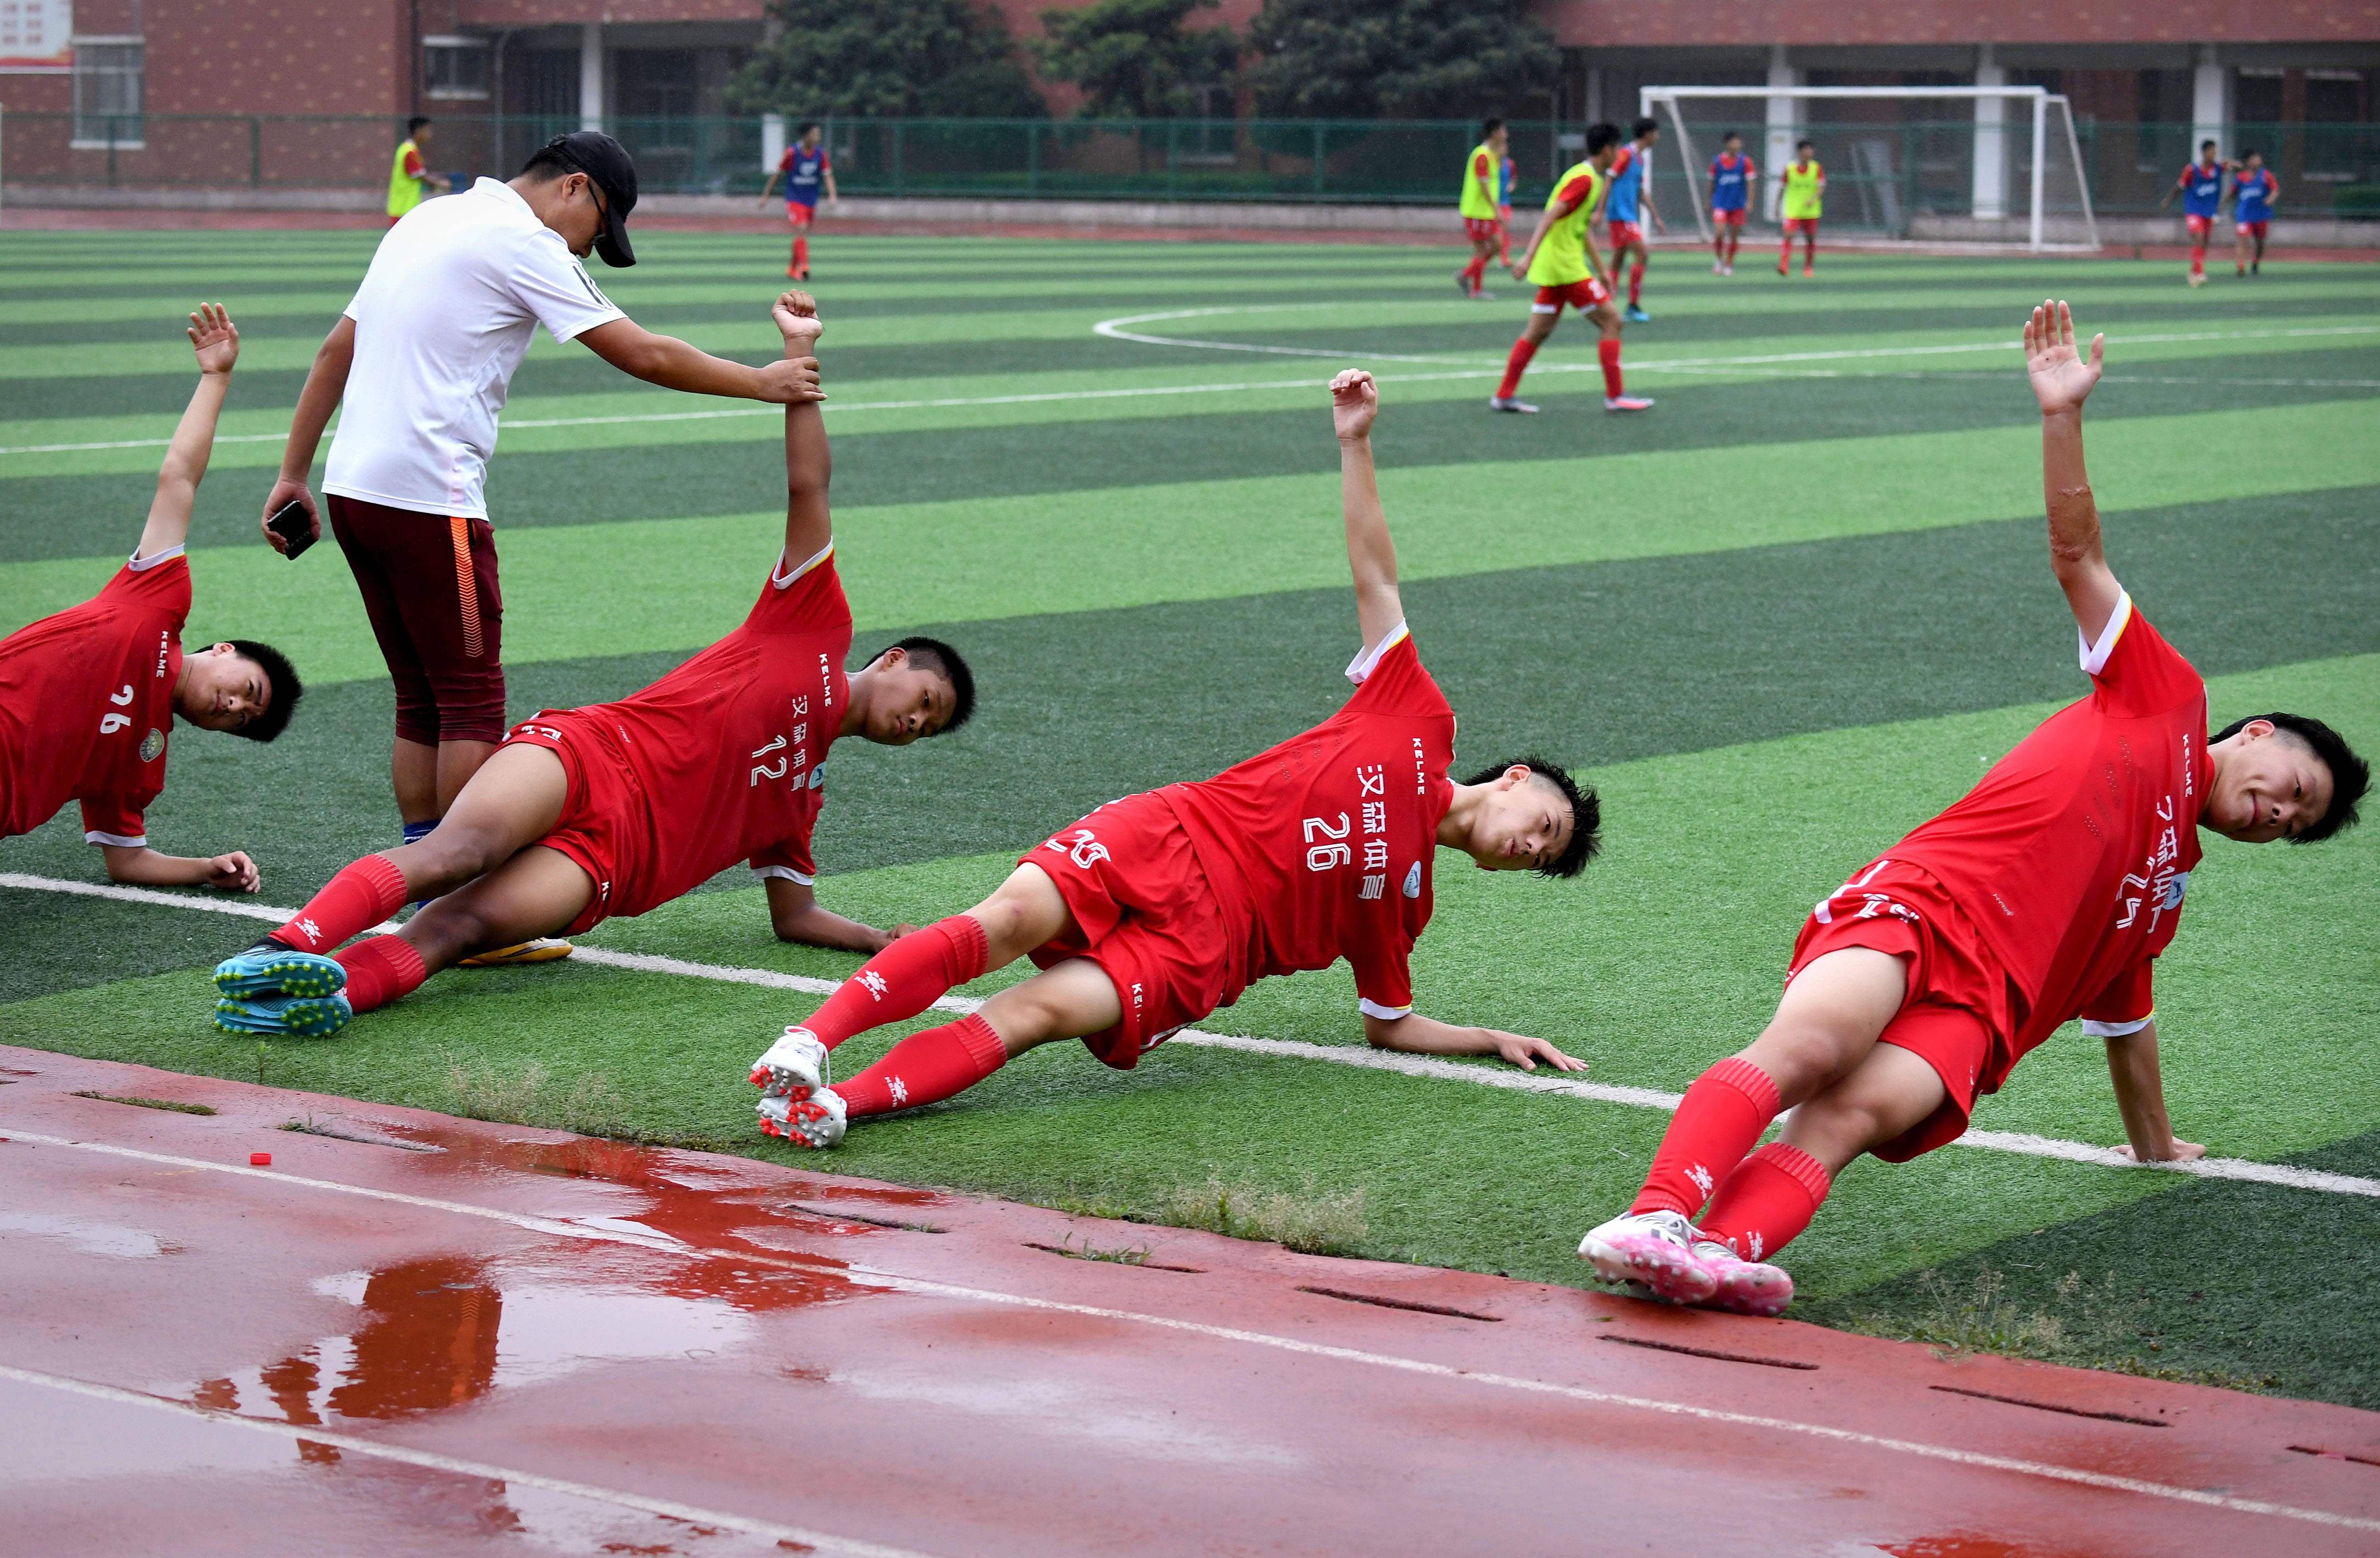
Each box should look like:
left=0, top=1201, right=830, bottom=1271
left=266, top=498, right=316, bottom=560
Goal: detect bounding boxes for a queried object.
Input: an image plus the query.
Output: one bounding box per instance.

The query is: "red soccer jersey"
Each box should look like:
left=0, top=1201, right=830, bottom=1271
left=1165, top=628, right=1458, bottom=1017
left=1890, top=593, right=2210, bottom=1065
left=542, top=545, right=851, bottom=911
left=0, top=549, right=188, bottom=845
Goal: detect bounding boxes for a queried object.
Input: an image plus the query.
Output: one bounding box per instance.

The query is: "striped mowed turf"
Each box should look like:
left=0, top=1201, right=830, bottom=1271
left=1, top=230, right=2375, bottom=1404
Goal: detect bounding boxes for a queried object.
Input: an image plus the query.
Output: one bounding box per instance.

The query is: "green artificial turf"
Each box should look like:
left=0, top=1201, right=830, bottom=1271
left=1, top=230, right=2375, bottom=1402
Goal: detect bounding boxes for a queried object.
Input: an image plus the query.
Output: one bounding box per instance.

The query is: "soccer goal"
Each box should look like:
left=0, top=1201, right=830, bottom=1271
left=1640, top=85, right=2101, bottom=252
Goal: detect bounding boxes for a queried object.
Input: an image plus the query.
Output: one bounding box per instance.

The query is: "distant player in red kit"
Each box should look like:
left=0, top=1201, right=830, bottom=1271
left=2228, top=148, right=2279, bottom=277
left=1577, top=302, right=2368, bottom=1316
left=211, top=294, right=977, bottom=1036
left=745, top=369, right=1602, bottom=1146
left=758, top=121, right=838, bottom=280
left=2159, top=140, right=2226, bottom=288
left=1706, top=131, right=1754, bottom=274
left=0, top=304, right=303, bottom=890
left=1492, top=122, right=1651, bottom=415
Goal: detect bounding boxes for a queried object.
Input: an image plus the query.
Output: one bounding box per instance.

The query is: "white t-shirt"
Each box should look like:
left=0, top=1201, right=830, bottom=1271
left=325, top=177, right=625, bottom=520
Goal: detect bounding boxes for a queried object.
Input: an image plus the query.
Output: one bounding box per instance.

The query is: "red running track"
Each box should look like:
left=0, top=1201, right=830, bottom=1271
left=3, top=1043, right=2377, bottom=1557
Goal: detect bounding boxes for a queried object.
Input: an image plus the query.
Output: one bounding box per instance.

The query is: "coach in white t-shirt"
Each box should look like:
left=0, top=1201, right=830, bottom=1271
left=263, top=131, right=817, bottom=873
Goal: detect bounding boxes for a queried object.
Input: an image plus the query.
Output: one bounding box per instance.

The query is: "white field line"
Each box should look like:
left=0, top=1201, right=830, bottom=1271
left=6, top=321, right=2373, bottom=460
left=2, top=1132, right=2375, bottom=1535
left=0, top=1363, right=944, bottom=1558
left=6, top=870, right=2374, bottom=1200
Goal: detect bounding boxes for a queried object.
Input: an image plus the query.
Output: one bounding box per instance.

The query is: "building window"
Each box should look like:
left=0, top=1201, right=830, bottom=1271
left=2304, top=69, right=2364, bottom=124
left=71, top=37, right=142, bottom=148
left=424, top=35, right=490, bottom=101
left=2235, top=68, right=2284, bottom=126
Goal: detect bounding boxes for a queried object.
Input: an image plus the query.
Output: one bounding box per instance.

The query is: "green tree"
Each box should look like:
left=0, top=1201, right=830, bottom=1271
left=727, top=0, right=1046, bottom=118
left=1031, top=0, right=1240, bottom=119
left=1247, top=0, right=1560, bottom=119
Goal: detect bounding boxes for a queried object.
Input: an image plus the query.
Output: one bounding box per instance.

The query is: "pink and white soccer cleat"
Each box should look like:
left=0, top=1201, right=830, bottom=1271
left=750, top=1026, right=830, bottom=1100
left=757, top=1087, right=847, bottom=1148
left=1577, top=1210, right=1718, bottom=1304
left=1692, top=1237, right=1794, bottom=1317
left=1604, top=395, right=1655, bottom=413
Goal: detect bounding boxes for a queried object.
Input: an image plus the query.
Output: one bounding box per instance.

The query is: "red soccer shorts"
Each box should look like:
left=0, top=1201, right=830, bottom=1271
left=1019, top=790, right=1239, bottom=1070
left=1463, top=216, right=1503, bottom=242
left=1782, top=217, right=1819, bottom=236
left=1712, top=207, right=1746, bottom=227
left=2186, top=214, right=2213, bottom=239
left=500, top=714, right=649, bottom=935
left=1786, top=859, right=2021, bottom=1163
left=328, top=495, right=506, bottom=746
left=786, top=202, right=816, bottom=228
left=1607, top=220, right=1645, bottom=250
left=1532, top=277, right=1611, bottom=314
left=2237, top=219, right=2269, bottom=239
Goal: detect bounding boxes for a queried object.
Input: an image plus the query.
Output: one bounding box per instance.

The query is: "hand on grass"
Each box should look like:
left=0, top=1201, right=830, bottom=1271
left=259, top=477, right=320, bottom=554
left=2116, top=1138, right=2207, bottom=1163
left=1489, top=1030, right=1587, bottom=1073
left=188, top=303, right=239, bottom=374
left=204, top=852, right=260, bottom=893
left=1331, top=368, right=1378, bottom=443
left=2024, top=299, right=2102, bottom=417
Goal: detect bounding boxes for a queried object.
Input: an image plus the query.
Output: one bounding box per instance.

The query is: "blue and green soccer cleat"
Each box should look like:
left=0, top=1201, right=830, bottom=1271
left=215, top=989, right=353, bottom=1038
left=213, top=941, right=345, bottom=1001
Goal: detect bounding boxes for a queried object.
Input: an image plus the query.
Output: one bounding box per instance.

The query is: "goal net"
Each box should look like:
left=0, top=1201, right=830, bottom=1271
left=1640, top=85, right=2101, bottom=251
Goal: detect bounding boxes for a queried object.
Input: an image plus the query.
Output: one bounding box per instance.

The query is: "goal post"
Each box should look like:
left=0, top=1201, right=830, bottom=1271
left=1639, top=85, right=2101, bottom=252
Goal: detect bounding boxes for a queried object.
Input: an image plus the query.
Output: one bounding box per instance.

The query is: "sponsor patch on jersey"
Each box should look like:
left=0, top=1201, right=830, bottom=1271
left=140, top=728, right=165, bottom=762
left=1401, top=861, right=1422, bottom=898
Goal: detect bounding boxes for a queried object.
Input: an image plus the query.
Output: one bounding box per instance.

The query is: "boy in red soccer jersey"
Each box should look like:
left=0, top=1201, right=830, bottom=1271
left=2159, top=141, right=2226, bottom=288
left=1577, top=302, right=2369, bottom=1316
left=0, top=305, right=303, bottom=891
left=744, top=368, right=1600, bottom=1147
left=2228, top=148, right=2279, bottom=277
left=1456, top=118, right=1510, bottom=300
left=1492, top=122, right=1651, bottom=415
left=211, top=293, right=977, bottom=1037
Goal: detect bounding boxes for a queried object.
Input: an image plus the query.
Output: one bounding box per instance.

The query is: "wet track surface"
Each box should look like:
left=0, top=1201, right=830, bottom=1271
left=4, top=1043, right=2377, bottom=1557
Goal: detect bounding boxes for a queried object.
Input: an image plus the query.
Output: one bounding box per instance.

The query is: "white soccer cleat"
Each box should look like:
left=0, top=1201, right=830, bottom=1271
left=1691, top=1237, right=1795, bottom=1317
left=758, top=1087, right=847, bottom=1149
left=1488, top=395, right=1538, bottom=414
left=1578, top=1210, right=1718, bottom=1304
left=750, top=1025, right=831, bottom=1100
left=1713, top=260, right=1725, bottom=274
left=1721, top=263, right=1735, bottom=276
left=1604, top=395, right=1654, bottom=413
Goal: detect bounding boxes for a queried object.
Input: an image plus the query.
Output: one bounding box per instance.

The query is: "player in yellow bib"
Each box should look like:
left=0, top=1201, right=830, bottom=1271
left=1456, top=117, right=1509, bottom=299
left=387, top=117, right=439, bottom=227
left=1778, top=138, right=1825, bottom=277
left=1491, top=123, right=1651, bottom=415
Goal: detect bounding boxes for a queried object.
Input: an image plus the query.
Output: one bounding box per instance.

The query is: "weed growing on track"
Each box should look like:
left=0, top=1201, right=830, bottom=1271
left=437, top=1050, right=630, bottom=1138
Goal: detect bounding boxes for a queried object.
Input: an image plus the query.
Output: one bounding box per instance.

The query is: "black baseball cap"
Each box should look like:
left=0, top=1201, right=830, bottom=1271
left=541, top=130, right=638, bottom=267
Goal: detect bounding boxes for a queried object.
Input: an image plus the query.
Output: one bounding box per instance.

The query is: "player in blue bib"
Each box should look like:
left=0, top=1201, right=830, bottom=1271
left=2228, top=148, right=2280, bottom=277
left=1707, top=130, right=1754, bottom=275
left=758, top=121, right=839, bottom=280
left=2158, top=139, right=2226, bottom=288
left=1603, top=116, right=1664, bottom=320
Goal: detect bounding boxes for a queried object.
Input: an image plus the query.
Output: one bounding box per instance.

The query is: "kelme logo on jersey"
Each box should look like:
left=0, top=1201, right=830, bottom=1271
left=140, top=728, right=165, bottom=762
left=1401, top=861, right=1422, bottom=898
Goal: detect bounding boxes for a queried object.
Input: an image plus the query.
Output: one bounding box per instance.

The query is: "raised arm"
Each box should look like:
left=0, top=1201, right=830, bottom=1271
left=579, top=316, right=818, bottom=404
left=2023, top=300, right=2122, bottom=643
left=1330, top=370, right=1401, bottom=653
left=140, top=305, right=238, bottom=562
left=772, top=291, right=832, bottom=564
left=261, top=314, right=353, bottom=554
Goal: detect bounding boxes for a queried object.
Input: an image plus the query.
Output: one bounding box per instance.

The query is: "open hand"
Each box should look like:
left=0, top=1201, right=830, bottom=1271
left=1489, top=1030, right=1587, bottom=1073
left=204, top=851, right=260, bottom=893
left=1331, top=368, right=1378, bottom=442
left=189, top=302, right=239, bottom=374
left=2024, top=299, right=2103, bottom=416
left=259, top=477, right=320, bottom=554
left=2116, top=1137, right=2207, bottom=1163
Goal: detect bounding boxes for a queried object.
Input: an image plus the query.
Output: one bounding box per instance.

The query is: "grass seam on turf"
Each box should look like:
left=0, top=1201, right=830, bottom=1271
left=11, top=870, right=2375, bottom=1201
left=4, top=1134, right=2375, bottom=1536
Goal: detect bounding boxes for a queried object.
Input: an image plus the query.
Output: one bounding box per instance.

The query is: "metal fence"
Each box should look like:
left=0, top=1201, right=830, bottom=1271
left=2, top=110, right=2374, bottom=218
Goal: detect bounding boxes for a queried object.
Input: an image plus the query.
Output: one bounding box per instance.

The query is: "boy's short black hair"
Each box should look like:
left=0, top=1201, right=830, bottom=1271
left=1481, top=116, right=1504, bottom=138
left=1797, top=137, right=1816, bottom=152
left=1722, top=129, right=1741, bottom=142
left=1462, top=757, right=1602, bottom=880
left=798, top=119, right=821, bottom=136
left=2240, top=146, right=2260, bottom=160
left=408, top=116, right=432, bottom=136
left=1586, top=122, right=1623, bottom=156
left=226, top=639, right=303, bottom=743
left=871, top=636, right=976, bottom=735
left=2202, top=138, right=2220, bottom=151
left=2211, top=712, right=2369, bottom=843
left=1630, top=115, right=1659, bottom=139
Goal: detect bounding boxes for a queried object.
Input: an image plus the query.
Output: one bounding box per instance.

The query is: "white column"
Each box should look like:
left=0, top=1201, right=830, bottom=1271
left=762, top=114, right=786, bottom=173
left=1763, top=43, right=1799, bottom=221
left=2191, top=45, right=2227, bottom=160
left=579, top=21, right=604, bottom=132
left=1972, top=43, right=2008, bottom=222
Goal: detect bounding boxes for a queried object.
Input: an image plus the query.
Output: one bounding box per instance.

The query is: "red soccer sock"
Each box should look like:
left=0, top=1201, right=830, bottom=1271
left=335, top=934, right=428, bottom=1014
left=1463, top=253, right=1489, bottom=288
left=834, top=1013, right=1009, bottom=1119
left=274, top=854, right=408, bottom=955
left=1598, top=337, right=1624, bottom=398
left=1630, top=1056, right=1782, bottom=1217
left=793, top=235, right=809, bottom=273
left=1628, top=262, right=1645, bottom=305
left=1781, top=237, right=1794, bottom=268
left=1496, top=338, right=1538, bottom=398
left=1697, top=1143, right=1833, bottom=1262
left=800, top=915, right=990, bottom=1050
left=2191, top=245, right=2206, bottom=277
